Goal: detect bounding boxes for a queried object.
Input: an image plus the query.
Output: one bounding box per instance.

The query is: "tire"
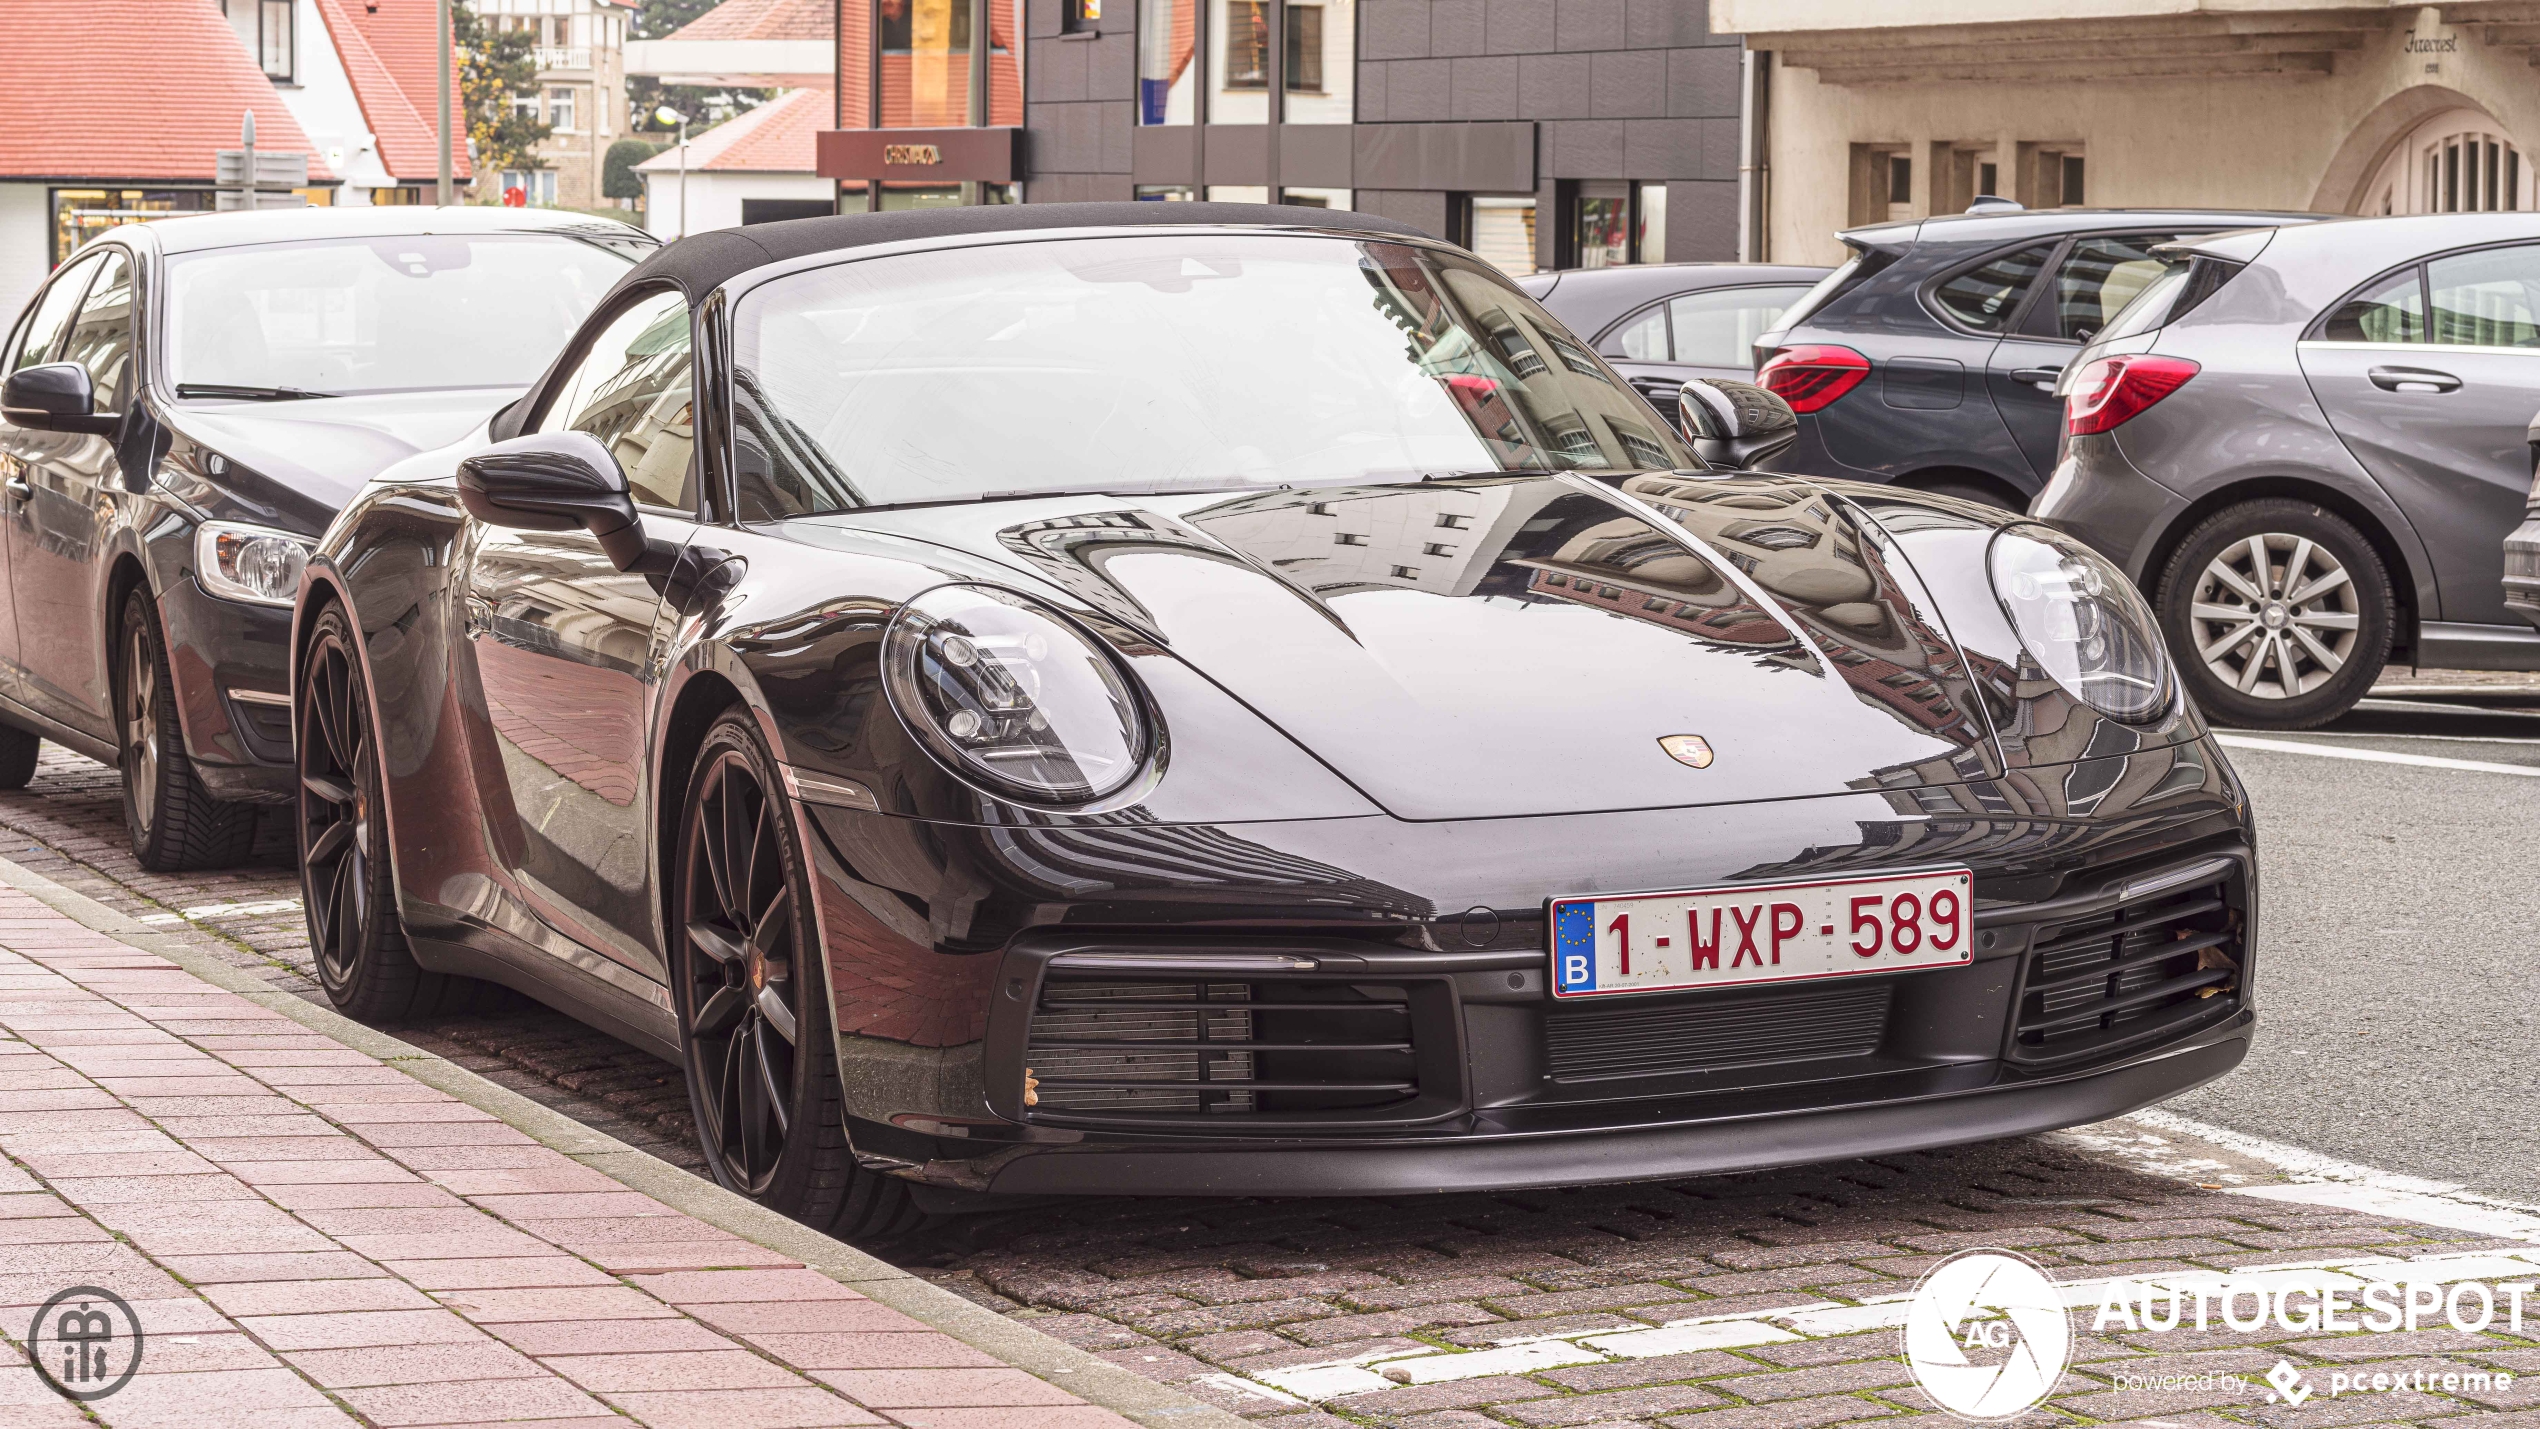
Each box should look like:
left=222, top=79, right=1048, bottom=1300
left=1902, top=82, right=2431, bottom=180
left=2156, top=498, right=2394, bottom=731
left=118, top=588, right=254, bottom=871
left=0, top=722, right=39, bottom=790
left=298, top=603, right=482, bottom=1021
left=672, top=710, right=919, bottom=1241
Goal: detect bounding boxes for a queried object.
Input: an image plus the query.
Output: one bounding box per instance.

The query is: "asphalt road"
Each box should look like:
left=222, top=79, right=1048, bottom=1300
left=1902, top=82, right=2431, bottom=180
left=2168, top=695, right=2540, bottom=1202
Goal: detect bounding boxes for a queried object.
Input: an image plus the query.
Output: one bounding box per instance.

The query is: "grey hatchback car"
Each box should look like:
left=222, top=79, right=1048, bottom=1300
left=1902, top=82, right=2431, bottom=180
left=2037, top=214, right=2540, bottom=729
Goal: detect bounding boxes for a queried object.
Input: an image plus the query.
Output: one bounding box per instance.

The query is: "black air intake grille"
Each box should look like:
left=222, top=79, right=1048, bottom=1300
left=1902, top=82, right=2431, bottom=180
left=2012, top=871, right=2243, bottom=1064
left=1545, top=982, right=1892, bottom=1083
left=1027, top=976, right=1418, bottom=1119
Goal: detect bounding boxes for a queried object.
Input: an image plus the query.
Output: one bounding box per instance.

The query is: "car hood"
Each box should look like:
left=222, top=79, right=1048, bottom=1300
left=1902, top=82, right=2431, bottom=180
left=840, top=472, right=2003, bottom=821
left=164, top=387, right=523, bottom=530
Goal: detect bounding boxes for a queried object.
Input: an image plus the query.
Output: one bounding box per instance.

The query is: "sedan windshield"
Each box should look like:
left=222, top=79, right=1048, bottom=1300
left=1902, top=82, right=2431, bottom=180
left=165, top=234, right=636, bottom=398
left=728, top=233, right=1692, bottom=517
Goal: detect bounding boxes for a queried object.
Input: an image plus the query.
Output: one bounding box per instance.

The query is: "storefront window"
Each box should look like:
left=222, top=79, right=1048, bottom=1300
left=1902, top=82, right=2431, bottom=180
left=1281, top=187, right=1350, bottom=209
left=1138, top=185, right=1198, bottom=200
left=49, top=190, right=217, bottom=265
left=1207, top=185, right=1271, bottom=202
left=881, top=184, right=967, bottom=210
left=1574, top=194, right=1628, bottom=269
left=1471, top=197, right=1537, bottom=277
left=1210, top=0, right=1269, bottom=122
left=883, top=0, right=973, bottom=127
left=992, top=0, right=1023, bottom=126
left=1137, top=0, right=1196, bottom=124
left=1635, top=183, right=1667, bottom=264
left=1283, top=0, right=1351, bottom=124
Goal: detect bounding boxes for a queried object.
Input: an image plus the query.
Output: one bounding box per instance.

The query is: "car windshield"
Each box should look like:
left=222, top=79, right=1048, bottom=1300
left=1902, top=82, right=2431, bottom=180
left=164, top=234, right=636, bottom=398
left=727, top=233, right=1693, bottom=517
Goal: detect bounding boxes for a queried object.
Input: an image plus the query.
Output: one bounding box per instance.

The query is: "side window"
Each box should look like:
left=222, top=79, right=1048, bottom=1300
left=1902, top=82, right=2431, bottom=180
left=2427, top=245, right=2540, bottom=348
left=59, top=250, right=135, bottom=412
left=539, top=289, right=693, bottom=511
left=1667, top=285, right=1811, bottom=366
left=10, top=254, right=102, bottom=375
left=2044, top=233, right=2180, bottom=342
left=1604, top=305, right=1668, bottom=361
left=1930, top=243, right=2055, bottom=333
left=2322, top=268, right=2425, bottom=344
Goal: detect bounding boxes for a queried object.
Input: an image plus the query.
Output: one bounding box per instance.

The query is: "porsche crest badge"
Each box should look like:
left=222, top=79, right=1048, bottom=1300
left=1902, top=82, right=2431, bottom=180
left=1659, top=734, right=1714, bottom=768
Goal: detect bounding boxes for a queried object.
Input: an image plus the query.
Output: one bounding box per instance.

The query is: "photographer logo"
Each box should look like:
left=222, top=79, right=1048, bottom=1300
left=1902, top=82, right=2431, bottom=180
left=27, top=1285, right=143, bottom=1402
left=1904, top=1250, right=2073, bottom=1421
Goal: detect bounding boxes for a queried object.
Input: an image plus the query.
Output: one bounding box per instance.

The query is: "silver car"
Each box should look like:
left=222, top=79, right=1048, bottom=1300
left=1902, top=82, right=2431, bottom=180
left=2035, top=214, right=2540, bottom=729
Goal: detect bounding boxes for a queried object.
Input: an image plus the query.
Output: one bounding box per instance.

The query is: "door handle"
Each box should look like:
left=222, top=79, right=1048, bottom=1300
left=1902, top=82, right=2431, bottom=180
left=2369, top=365, right=2461, bottom=393
left=2009, top=366, right=2064, bottom=390
left=3, top=478, right=28, bottom=501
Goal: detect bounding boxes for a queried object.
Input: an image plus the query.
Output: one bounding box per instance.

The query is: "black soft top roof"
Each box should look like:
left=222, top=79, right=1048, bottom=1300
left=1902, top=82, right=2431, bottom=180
left=623, top=201, right=1435, bottom=300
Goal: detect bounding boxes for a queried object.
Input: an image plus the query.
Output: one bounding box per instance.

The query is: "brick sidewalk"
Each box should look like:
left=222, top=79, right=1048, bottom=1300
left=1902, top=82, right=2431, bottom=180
left=0, top=882, right=1133, bottom=1429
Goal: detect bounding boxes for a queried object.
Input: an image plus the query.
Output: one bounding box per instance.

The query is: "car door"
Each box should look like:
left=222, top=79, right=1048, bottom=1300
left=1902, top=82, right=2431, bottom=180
left=6, top=248, right=130, bottom=735
left=1598, top=283, right=1815, bottom=410
left=2299, top=246, right=2540, bottom=627
left=1987, top=231, right=2189, bottom=478
left=0, top=255, right=103, bottom=709
left=459, top=285, right=699, bottom=977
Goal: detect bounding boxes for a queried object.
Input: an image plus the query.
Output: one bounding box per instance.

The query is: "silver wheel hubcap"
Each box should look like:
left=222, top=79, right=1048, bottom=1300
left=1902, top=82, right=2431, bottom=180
left=2188, top=533, right=2361, bottom=700
left=125, top=627, right=158, bottom=827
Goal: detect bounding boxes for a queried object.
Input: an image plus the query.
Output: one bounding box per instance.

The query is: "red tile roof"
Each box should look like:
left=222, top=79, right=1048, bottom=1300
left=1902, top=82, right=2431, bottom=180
left=668, top=0, right=833, bottom=43
left=639, top=87, right=830, bottom=173
left=0, top=0, right=330, bottom=182
left=316, top=0, right=467, bottom=183
left=334, top=0, right=471, bottom=181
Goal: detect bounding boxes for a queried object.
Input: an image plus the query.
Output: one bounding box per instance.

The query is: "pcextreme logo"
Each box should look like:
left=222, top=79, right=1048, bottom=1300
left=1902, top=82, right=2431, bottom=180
left=1903, top=1250, right=2074, bottom=1421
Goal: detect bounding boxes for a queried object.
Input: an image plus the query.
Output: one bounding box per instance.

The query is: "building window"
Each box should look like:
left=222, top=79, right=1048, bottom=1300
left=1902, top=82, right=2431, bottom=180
left=1635, top=182, right=1667, bottom=264
left=1285, top=5, right=1322, bottom=91
left=1062, top=0, right=1100, bottom=32
left=513, top=94, right=542, bottom=123
left=48, top=190, right=219, bottom=266
left=1137, top=0, right=1196, bottom=124
left=1137, top=185, right=1198, bottom=200
left=1571, top=185, right=1629, bottom=269
left=224, top=0, right=294, bottom=82
left=549, top=87, right=577, bottom=133
left=1281, top=186, right=1350, bottom=209
left=500, top=171, right=559, bottom=206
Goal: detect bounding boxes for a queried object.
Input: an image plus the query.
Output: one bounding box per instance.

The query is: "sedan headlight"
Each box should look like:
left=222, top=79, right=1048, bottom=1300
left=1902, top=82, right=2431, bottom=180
left=194, top=521, right=313, bottom=607
left=1987, top=524, right=2174, bottom=723
left=881, top=584, right=1155, bottom=805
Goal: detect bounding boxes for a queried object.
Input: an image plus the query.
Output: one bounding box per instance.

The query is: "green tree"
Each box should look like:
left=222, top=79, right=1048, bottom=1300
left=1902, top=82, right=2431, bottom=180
left=634, top=0, right=721, bottom=38
left=604, top=139, right=665, bottom=201
left=454, top=1, right=551, bottom=179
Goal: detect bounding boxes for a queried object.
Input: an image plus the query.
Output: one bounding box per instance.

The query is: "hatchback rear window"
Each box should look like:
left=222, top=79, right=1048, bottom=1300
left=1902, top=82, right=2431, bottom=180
left=1775, top=249, right=1890, bottom=332
left=1930, top=243, right=2055, bottom=332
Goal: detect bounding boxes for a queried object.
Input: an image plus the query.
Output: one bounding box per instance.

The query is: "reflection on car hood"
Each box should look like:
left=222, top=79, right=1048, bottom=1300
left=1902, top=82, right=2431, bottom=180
left=165, top=388, right=523, bottom=526
left=842, top=472, right=2006, bottom=821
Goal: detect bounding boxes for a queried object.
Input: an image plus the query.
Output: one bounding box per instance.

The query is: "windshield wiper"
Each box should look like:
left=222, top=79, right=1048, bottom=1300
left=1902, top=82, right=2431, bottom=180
left=176, top=383, right=340, bottom=401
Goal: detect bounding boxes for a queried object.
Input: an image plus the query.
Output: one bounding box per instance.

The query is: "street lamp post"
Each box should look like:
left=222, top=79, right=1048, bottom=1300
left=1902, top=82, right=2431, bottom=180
left=655, top=106, right=689, bottom=239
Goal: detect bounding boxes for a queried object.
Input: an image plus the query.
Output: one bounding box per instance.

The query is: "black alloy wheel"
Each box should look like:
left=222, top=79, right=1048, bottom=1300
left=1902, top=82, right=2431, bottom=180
left=118, top=588, right=253, bottom=871
left=2157, top=498, right=2394, bottom=731
left=673, top=710, right=917, bottom=1238
left=297, top=603, right=480, bottom=1020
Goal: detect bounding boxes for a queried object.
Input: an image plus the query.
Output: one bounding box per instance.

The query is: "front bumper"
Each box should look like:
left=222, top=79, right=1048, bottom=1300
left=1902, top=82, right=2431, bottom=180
left=2507, top=508, right=2540, bottom=631
left=973, top=1025, right=2248, bottom=1197
left=158, top=575, right=297, bottom=802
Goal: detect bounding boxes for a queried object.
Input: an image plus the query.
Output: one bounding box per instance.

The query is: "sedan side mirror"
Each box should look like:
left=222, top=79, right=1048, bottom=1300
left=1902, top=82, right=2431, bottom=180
left=1677, top=378, right=1799, bottom=471
left=1, top=362, right=116, bottom=435
left=456, top=431, right=674, bottom=574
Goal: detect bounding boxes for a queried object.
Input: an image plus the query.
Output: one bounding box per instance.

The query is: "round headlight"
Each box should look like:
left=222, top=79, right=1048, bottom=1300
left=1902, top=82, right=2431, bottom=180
left=1987, top=525, right=2174, bottom=723
left=881, top=584, right=1154, bottom=805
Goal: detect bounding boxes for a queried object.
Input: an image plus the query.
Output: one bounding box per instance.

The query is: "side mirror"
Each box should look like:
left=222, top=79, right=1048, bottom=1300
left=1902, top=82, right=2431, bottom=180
left=1677, top=378, right=1799, bottom=471
left=2, top=362, right=116, bottom=435
left=456, top=431, right=672, bottom=574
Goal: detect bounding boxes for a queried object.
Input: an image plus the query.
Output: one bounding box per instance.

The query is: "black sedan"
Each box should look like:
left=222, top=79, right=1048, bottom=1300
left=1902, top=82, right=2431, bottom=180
left=0, top=207, right=647, bottom=869
left=291, top=202, right=2257, bottom=1234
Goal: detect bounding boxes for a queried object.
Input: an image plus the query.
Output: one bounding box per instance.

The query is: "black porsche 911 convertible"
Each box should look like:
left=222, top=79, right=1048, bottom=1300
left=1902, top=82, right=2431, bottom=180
left=290, top=202, right=2255, bottom=1236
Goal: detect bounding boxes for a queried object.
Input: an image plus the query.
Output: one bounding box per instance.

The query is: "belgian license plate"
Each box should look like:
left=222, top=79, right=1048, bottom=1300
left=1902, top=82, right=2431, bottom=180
left=1550, top=868, right=1974, bottom=999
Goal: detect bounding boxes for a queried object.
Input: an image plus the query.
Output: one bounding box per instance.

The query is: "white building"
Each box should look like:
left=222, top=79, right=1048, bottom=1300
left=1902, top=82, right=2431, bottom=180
left=638, top=87, right=836, bottom=237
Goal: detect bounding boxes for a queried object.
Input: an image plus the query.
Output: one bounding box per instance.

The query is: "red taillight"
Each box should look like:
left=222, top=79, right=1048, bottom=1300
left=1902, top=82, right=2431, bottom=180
left=1757, top=344, right=1871, bottom=414
left=2065, top=354, right=2200, bottom=436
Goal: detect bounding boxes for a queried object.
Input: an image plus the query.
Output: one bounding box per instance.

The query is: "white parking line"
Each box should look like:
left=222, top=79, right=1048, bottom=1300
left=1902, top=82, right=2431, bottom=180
left=2215, top=733, right=2540, bottom=778
left=137, top=897, right=303, bottom=926
left=2128, top=1108, right=2540, bottom=1244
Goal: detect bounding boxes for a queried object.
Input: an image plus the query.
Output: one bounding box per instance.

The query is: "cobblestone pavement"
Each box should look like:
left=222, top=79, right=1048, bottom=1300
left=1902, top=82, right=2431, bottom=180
left=12, top=751, right=2540, bottom=1428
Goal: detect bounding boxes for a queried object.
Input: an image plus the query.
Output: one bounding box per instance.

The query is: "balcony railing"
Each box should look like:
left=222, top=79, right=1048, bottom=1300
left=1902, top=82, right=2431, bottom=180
left=534, top=46, right=593, bottom=71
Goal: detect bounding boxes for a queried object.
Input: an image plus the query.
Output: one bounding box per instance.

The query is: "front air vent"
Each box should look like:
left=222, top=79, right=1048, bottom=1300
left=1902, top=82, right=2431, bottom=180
left=1545, top=982, right=1892, bottom=1083
left=2010, top=868, right=2245, bottom=1065
left=1024, top=971, right=1441, bottom=1126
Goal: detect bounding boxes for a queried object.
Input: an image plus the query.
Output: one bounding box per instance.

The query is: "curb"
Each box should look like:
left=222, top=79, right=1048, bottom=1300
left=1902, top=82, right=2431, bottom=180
left=0, top=851, right=1251, bottom=1429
